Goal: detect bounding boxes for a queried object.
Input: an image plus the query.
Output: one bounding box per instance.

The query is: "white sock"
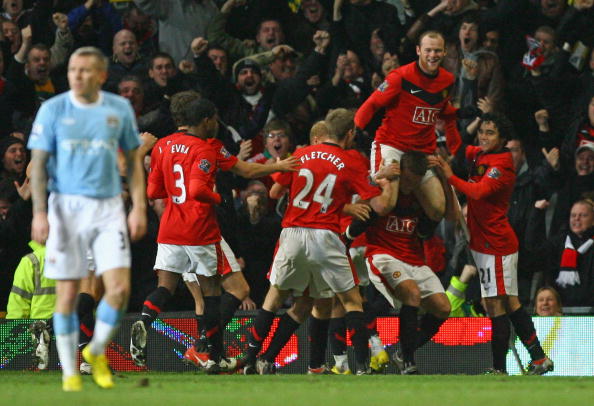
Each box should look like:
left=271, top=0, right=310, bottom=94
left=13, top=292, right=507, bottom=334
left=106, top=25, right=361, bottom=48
left=56, top=332, right=78, bottom=376
left=369, top=334, right=384, bottom=356
left=333, top=354, right=349, bottom=370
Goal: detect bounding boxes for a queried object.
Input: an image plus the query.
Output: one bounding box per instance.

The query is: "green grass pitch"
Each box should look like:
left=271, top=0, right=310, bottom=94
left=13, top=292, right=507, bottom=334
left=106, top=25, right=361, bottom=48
left=2, top=372, right=593, bottom=406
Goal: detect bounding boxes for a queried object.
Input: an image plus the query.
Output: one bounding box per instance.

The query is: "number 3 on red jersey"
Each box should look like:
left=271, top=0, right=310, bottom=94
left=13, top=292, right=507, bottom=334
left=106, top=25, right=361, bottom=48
left=172, top=163, right=186, bottom=204
left=292, top=168, right=336, bottom=213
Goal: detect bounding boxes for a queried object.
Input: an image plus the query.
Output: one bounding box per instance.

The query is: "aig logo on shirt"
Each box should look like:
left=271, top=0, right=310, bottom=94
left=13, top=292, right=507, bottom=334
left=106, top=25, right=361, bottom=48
left=385, top=216, right=417, bottom=234
left=412, top=106, right=440, bottom=125
left=107, top=116, right=120, bottom=127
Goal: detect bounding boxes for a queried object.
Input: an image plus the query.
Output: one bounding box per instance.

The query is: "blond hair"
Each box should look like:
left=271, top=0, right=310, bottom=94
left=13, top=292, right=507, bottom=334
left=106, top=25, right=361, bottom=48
left=70, top=46, right=109, bottom=72
left=309, top=120, right=330, bottom=145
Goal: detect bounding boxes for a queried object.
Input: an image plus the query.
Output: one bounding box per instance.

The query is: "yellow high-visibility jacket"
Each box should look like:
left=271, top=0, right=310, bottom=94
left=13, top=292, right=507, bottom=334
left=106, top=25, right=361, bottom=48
left=6, top=241, right=55, bottom=319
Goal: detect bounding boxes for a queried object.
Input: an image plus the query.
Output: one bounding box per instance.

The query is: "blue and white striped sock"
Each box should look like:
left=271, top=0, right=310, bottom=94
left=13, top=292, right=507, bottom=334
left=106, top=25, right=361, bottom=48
left=88, top=299, right=124, bottom=356
left=53, top=312, right=79, bottom=376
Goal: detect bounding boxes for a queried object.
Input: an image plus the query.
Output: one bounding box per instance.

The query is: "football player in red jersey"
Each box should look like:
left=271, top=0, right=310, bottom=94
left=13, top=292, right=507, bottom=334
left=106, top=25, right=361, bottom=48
left=129, top=91, right=297, bottom=373
left=364, top=151, right=455, bottom=375
left=437, top=113, right=553, bottom=375
left=355, top=30, right=462, bottom=233
left=243, top=109, right=400, bottom=375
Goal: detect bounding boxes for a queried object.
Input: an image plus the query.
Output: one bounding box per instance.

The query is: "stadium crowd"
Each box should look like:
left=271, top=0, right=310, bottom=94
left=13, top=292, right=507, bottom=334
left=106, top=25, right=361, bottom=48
left=0, top=0, right=593, bottom=378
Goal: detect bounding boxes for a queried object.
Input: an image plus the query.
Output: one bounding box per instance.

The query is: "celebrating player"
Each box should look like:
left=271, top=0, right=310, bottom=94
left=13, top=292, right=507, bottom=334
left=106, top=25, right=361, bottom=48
left=28, top=47, right=147, bottom=391
left=436, top=113, right=553, bottom=375
left=354, top=30, right=461, bottom=232
left=129, top=91, right=297, bottom=373
left=243, top=108, right=399, bottom=375
left=364, top=151, right=454, bottom=374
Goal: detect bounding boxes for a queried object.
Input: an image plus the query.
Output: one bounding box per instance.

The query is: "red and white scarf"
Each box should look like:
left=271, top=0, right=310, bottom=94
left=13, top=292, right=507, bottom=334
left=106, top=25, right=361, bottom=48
left=557, top=234, right=594, bottom=288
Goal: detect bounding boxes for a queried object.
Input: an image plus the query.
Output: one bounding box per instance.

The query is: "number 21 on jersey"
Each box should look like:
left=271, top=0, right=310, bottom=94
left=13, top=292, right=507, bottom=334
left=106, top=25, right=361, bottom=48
left=292, top=168, right=336, bottom=213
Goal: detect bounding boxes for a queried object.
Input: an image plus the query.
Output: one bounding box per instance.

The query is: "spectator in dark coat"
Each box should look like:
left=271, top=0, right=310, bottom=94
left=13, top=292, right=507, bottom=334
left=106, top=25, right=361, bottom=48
left=527, top=198, right=594, bottom=307
left=236, top=180, right=281, bottom=307
left=67, top=0, right=122, bottom=55
left=506, top=138, right=545, bottom=305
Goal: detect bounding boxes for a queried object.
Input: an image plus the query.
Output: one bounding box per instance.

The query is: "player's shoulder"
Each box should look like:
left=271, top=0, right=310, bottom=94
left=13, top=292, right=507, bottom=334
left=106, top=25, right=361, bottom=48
left=207, top=138, right=233, bottom=157
left=294, top=144, right=311, bottom=155
left=400, top=61, right=417, bottom=74
left=101, top=91, right=134, bottom=112
left=153, top=134, right=171, bottom=149
left=38, top=91, right=70, bottom=111
left=207, top=138, right=223, bottom=149
left=344, top=148, right=366, bottom=160
left=344, top=148, right=369, bottom=166
left=490, top=148, right=514, bottom=168
left=385, top=63, right=409, bottom=82
left=466, top=145, right=482, bottom=155
left=438, top=66, right=455, bottom=83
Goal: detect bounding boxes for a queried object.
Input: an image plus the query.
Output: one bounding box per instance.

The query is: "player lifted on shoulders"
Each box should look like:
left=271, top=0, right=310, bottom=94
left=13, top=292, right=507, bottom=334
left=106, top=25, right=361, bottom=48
left=28, top=47, right=147, bottom=391
left=243, top=108, right=399, bottom=375
left=363, top=151, right=455, bottom=374
left=130, top=91, right=297, bottom=373
left=436, top=113, right=553, bottom=375
left=354, top=30, right=462, bottom=232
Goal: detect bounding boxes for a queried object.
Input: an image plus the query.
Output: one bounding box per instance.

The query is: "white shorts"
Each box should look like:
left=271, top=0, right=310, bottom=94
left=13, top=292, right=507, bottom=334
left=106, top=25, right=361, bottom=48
left=370, top=142, right=434, bottom=183
left=349, top=246, right=369, bottom=287
left=471, top=250, right=518, bottom=298
left=154, top=238, right=240, bottom=277
left=45, top=193, right=130, bottom=280
left=366, top=254, right=444, bottom=308
left=182, top=272, right=199, bottom=283
left=269, top=227, right=358, bottom=299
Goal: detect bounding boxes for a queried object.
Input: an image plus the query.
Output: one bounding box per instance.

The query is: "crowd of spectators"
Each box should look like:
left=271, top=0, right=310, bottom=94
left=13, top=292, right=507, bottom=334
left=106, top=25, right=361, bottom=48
left=1, top=0, right=593, bottom=317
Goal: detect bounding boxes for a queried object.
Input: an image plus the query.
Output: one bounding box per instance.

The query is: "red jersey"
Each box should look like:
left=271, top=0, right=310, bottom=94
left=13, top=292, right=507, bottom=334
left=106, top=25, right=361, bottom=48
left=354, top=61, right=460, bottom=154
left=338, top=149, right=370, bottom=247
left=365, top=192, right=425, bottom=266
left=275, top=143, right=381, bottom=233
left=148, top=133, right=237, bottom=245
left=448, top=145, right=518, bottom=255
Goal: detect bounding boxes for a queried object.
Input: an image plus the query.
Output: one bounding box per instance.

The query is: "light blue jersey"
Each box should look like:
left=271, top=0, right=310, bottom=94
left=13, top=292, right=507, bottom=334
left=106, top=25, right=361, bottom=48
left=28, top=91, right=141, bottom=198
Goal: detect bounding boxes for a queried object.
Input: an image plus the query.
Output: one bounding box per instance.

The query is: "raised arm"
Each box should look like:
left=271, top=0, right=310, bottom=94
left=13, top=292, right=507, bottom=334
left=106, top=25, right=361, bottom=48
left=354, top=71, right=402, bottom=130
left=230, top=156, right=298, bottom=179
left=436, top=154, right=508, bottom=201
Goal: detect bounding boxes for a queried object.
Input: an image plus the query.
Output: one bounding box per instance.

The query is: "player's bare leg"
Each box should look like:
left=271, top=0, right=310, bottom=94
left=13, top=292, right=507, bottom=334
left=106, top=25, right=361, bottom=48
left=131, top=270, right=180, bottom=367
left=307, top=298, right=332, bottom=374
left=83, top=267, right=130, bottom=389
left=335, top=287, right=370, bottom=375
left=414, top=176, right=446, bottom=240
left=54, top=279, right=82, bottom=391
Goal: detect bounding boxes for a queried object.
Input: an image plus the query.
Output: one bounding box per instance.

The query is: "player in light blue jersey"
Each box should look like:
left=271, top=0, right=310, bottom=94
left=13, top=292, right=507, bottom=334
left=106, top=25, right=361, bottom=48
left=28, top=46, right=147, bottom=392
